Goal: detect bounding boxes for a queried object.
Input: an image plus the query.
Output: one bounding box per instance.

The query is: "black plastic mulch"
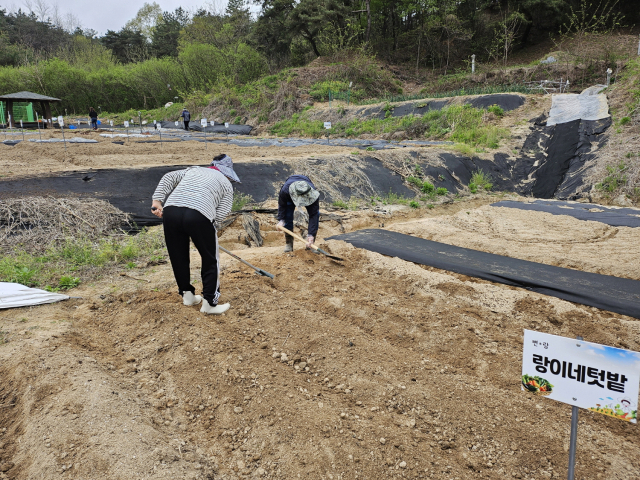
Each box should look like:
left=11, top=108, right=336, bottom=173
left=328, top=229, right=640, bottom=319
left=491, top=200, right=640, bottom=228
left=0, top=158, right=412, bottom=227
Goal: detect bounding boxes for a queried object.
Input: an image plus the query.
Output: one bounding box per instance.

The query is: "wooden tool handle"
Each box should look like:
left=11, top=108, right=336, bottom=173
left=276, top=225, right=320, bottom=252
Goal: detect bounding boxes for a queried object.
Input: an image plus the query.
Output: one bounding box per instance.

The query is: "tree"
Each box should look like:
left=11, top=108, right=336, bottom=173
left=288, top=0, right=352, bottom=57
left=101, top=28, right=149, bottom=63
left=151, top=8, right=190, bottom=58
left=124, top=2, right=163, bottom=40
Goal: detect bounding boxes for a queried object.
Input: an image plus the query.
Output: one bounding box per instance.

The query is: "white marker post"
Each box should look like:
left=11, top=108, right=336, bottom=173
left=157, top=122, right=162, bottom=147
left=20, top=119, right=24, bottom=142
left=58, top=115, right=66, bottom=150
left=124, top=120, right=130, bottom=143
left=201, top=118, right=208, bottom=148
left=606, top=68, right=613, bottom=87
left=471, top=54, right=476, bottom=74
left=36, top=112, right=42, bottom=141
left=324, top=121, right=332, bottom=144
left=225, top=122, right=229, bottom=142
left=138, top=111, right=143, bottom=134
left=522, top=330, right=639, bottom=480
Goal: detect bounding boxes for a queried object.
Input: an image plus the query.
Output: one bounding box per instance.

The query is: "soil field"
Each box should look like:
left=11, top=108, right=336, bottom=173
left=1, top=128, right=639, bottom=480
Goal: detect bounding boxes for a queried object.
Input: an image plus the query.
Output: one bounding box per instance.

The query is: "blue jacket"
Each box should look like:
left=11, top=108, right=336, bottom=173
left=180, top=110, right=191, bottom=122
left=277, top=175, right=319, bottom=238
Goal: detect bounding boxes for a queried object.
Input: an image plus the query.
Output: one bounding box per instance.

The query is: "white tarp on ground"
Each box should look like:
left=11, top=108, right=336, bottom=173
left=29, top=137, right=98, bottom=143
left=0, top=282, right=69, bottom=309
left=547, top=88, right=610, bottom=126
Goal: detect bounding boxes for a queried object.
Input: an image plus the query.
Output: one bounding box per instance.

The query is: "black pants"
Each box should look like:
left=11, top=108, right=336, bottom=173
left=184, top=121, right=190, bottom=131
left=163, top=206, right=221, bottom=305
left=283, top=201, right=295, bottom=242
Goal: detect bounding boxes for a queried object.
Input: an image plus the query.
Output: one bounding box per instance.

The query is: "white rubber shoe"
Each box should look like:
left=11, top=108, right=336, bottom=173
left=183, top=291, right=202, bottom=306
left=200, top=300, right=230, bottom=315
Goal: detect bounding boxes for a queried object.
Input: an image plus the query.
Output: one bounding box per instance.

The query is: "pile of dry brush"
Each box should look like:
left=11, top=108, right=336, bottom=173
left=0, top=197, right=131, bottom=253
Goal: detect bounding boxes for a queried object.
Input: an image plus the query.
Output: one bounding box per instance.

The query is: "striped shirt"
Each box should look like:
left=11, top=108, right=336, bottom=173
left=152, top=166, right=233, bottom=226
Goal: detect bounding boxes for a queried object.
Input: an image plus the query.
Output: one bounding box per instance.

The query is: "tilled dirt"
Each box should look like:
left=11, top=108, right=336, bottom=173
left=0, top=131, right=360, bottom=179
left=1, top=202, right=639, bottom=480
left=390, top=203, right=640, bottom=280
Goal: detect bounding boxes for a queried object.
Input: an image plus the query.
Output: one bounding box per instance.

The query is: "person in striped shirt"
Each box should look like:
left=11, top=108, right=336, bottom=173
left=151, top=155, right=239, bottom=314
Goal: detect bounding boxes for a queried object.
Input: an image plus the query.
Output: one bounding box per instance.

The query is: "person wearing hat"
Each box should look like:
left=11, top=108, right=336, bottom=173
left=276, top=175, right=320, bottom=252
left=150, top=155, right=241, bottom=314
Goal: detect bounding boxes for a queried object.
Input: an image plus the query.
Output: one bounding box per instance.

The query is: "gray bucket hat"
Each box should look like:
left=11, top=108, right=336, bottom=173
left=289, top=180, right=319, bottom=207
left=210, top=154, right=241, bottom=183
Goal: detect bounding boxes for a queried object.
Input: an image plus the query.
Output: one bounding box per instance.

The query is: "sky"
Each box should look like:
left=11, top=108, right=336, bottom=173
left=75, top=1, right=199, bottom=34
left=5, top=0, right=246, bottom=36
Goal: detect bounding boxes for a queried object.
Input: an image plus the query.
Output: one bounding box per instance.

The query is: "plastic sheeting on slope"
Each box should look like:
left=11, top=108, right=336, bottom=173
left=491, top=200, right=640, bottom=228
left=0, top=157, right=412, bottom=227
left=547, top=93, right=610, bottom=126
left=328, top=229, right=640, bottom=319
left=0, top=282, right=69, bottom=309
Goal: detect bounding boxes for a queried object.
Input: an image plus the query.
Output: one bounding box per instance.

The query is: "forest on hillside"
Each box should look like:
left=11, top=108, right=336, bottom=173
left=0, top=0, right=637, bottom=114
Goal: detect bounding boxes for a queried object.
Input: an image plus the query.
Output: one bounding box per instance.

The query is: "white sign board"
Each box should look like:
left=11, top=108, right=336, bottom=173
left=175, top=121, right=179, bottom=127
left=324, top=122, right=332, bottom=129
left=224, top=122, right=229, bottom=128
left=110, top=120, right=114, bottom=127
left=210, top=121, right=215, bottom=126
left=522, top=330, right=639, bottom=423
left=157, top=123, right=162, bottom=130
left=201, top=118, right=207, bottom=127
left=20, top=120, right=23, bottom=127
left=124, top=121, right=129, bottom=128
left=57, top=116, right=64, bottom=126
left=153, top=120, right=157, bottom=125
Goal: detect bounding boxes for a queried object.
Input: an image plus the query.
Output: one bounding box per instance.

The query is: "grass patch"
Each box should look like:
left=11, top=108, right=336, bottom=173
left=469, top=170, right=493, bottom=193
left=382, top=192, right=410, bottom=205
left=487, top=105, right=505, bottom=117
left=0, top=229, right=166, bottom=290
left=596, top=162, right=628, bottom=192
left=409, top=200, right=420, bottom=209
left=333, top=197, right=359, bottom=210
left=436, top=187, right=448, bottom=196
left=232, top=192, right=254, bottom=211
left=270, top=104, right=509, bottom=150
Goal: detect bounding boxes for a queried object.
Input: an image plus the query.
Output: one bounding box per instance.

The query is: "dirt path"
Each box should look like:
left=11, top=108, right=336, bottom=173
left=0, top=130, right=361, bottom=179
left=1, top=203, right=639, bottom=480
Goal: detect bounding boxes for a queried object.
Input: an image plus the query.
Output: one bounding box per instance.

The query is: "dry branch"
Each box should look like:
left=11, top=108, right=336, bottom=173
left=0, top=196, right=131, bottom=253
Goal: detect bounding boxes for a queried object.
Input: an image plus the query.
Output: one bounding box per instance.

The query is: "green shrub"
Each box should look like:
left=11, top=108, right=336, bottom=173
left=436, top=187, right=448, bottom=196
left=365, top=146, right=375, bottom=151
left=332, top=200, right=348, bottom=209
left=407, top=176, right=424, bottom=188
left=487, top=105, right=505, bottom=117
left=409, top=200, right=420, bottom=209
left=469, top=182, right=478, bottom=194
left=232, top=192, right=254, bottom=211
left=421, top=182, right=435, bottom=194
left=470, top=170, right=493, bottom=191
left=427, top=204, right=435, bottom=209
left=309, top=80, right=350, bottom=101
left=620, top=116, right=631, bottom=125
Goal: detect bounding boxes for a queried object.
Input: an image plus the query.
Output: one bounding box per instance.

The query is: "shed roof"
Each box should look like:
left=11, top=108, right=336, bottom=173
left=0, top=91, right=61, bottom=102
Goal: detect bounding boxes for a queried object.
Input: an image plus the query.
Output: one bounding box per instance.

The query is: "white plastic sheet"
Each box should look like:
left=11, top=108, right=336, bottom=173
left=0, top=282, right=69, bottom=309
left=547, top=93, right=610, bottom=126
